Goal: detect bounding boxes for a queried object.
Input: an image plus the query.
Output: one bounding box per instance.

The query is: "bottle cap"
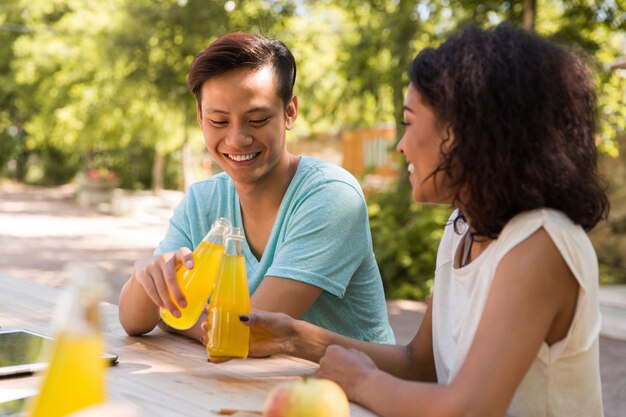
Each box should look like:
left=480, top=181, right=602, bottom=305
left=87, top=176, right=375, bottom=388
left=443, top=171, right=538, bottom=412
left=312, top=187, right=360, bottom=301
left=50, top=263, right=110, bottom=333
left=212, top=218, right=232, bottom=236
left=228, top=227, right=245, bottom=240
left=63, top=262, right=110, bottom=300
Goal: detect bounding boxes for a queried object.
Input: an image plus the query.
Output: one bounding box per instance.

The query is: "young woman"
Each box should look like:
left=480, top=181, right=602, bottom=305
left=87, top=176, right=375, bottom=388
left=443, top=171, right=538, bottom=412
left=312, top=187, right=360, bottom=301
left=235, top=24, right=608, bottom=416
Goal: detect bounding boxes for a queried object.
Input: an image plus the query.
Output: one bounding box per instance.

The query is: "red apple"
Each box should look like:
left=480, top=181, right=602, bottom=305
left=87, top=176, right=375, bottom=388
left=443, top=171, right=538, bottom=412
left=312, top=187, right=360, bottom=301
left=263, top=378, right=350, bottom=417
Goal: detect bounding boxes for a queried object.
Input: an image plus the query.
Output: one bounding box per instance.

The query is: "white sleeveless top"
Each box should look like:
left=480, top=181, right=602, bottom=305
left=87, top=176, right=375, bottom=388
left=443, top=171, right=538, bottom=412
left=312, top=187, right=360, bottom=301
left=432, top=209, right=604, bottom=417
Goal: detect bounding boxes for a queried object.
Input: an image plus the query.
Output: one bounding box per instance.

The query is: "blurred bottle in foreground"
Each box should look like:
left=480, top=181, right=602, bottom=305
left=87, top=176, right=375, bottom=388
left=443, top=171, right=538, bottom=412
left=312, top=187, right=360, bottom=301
left=160, top=217, right=232, bottom=330
left=206, top=227, right=250, bottom=360
left=28, top=263, right=109, bottom=417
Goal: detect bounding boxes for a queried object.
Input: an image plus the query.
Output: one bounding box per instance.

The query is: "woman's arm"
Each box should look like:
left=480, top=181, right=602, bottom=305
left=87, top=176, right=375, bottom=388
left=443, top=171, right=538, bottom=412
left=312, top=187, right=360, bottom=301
left=316, top=228, right=580, bottom=417
left=244, top=301, right=437, bottom=382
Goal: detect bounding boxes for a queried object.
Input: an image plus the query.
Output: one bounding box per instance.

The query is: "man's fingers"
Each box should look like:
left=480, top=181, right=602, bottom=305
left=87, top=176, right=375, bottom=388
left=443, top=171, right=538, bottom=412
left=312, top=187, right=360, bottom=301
left=159, top=255, right=187, bottom=308
left=138, top=273, right=163, bottom=309
left=149, top=263, right=180, bottom=317
left=176, top=247, right=194, bottom=270
left=167, top=248, right=193, bottom=308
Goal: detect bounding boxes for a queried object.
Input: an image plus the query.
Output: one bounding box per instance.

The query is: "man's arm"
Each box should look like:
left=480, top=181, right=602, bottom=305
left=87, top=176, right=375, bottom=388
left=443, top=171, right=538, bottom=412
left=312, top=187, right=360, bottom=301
left=251, top=276, right=323, bottom=317
left=118, top=248, right=192, bottom=336
left=118, top=271, right=160, bottom=336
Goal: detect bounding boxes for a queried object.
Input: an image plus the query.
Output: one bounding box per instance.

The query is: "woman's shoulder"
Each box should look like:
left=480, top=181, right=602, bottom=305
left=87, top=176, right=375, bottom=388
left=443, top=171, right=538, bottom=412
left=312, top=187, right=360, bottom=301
left=499, top=209, right=587, bottom=246
left=506, top=208, right=578, bottom=228
left=496, top=208, right=597, bottom=284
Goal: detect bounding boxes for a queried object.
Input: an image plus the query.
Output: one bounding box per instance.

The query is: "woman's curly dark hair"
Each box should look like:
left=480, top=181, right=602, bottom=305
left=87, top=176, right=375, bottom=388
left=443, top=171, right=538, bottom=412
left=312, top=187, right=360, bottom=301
left=410, top=23, right=609, bottom=238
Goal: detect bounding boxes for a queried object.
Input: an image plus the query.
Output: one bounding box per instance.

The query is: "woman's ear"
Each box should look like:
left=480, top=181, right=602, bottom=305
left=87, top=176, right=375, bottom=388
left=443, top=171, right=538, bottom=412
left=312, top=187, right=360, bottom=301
left=442, top=124, right=455, bottom=146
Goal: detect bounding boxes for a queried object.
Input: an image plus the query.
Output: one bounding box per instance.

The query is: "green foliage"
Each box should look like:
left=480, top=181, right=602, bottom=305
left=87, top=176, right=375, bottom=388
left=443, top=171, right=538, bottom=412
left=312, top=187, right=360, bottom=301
left=0, top=133, right=20, bottom=177
left=0, top=0, right=25, bottom=176
left=537, top=1, right=626, bottom=149
left=163, top=151, right=183, bottom=191
left=368, top=179, right=453, bottom=300
left=304, top=0, right=425, bottom=130
left=0, top=0, right=623, bottom=300
left=1, top=0, right=624, bottom=188
left=599, top=262, right=626, bottom=285
left=34, top=143, right=81, bottom=185
left=1, top=0, right=299, bottom=189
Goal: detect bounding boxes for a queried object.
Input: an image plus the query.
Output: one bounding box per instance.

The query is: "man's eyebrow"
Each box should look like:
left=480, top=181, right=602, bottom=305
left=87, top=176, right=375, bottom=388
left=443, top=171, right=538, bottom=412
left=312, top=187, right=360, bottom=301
left=203, top=107, right=273, bottom=115
left=403, top=105, right=414, bottom=114
left=246, top=106, right=273, bottom=114
left=204, top=107, right=228, bottom=115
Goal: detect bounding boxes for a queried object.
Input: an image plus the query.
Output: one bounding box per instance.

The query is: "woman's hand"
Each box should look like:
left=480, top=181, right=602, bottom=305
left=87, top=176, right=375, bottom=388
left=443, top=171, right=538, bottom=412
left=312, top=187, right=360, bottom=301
left=131, top=247, right=193, bottom=316
left=240, top=310, right=299, bottom=358
left=201, top=310, right=308, bottom=363
left=315, top=345, right=378, bottom=402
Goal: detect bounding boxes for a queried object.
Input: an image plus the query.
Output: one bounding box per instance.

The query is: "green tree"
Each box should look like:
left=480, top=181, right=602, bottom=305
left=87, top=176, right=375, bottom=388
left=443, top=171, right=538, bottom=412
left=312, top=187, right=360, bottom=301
left=0, top=0, right=36, bottom=180
left=7, top=0, right=298, bottom=189
left=328, top=0, right=625, bottom=299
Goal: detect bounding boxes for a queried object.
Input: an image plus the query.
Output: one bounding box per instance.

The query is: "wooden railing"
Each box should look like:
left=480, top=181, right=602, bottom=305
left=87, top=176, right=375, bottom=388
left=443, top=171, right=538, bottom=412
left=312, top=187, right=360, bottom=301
left=342, top=127, right=398, bottom=178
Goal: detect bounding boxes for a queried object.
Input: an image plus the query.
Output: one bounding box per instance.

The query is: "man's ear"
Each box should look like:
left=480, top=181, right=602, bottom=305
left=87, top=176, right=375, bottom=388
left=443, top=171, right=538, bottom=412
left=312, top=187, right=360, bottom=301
left=196, top=101, right=203, bottom=128
left=285, top=95, right=298, bottom=130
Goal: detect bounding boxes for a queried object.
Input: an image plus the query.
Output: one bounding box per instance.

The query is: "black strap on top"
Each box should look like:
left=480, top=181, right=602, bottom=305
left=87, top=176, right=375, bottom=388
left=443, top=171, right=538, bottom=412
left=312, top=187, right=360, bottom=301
left=460, top=231, right=474, bottom=267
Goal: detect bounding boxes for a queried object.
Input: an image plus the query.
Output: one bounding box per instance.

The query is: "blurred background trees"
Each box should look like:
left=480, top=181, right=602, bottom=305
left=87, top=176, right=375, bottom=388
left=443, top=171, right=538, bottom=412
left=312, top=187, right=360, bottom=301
left=1, top=0, right=625, bottom=298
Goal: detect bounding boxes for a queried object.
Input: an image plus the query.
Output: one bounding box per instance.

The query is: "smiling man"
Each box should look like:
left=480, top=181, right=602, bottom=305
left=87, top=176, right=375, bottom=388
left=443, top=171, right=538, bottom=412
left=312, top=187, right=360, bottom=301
left=118, top=33, right=394, bottom=346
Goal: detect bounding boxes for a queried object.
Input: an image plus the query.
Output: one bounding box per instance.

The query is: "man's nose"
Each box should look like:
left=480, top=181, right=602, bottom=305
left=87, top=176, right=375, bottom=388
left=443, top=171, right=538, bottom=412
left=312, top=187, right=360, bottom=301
left=225, top=124, right=253, bottom=148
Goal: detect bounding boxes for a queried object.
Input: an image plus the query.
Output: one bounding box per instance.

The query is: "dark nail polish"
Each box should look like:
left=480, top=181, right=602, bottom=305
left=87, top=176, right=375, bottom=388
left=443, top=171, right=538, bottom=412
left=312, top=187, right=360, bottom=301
left=239, top=314, right=249, bottom=322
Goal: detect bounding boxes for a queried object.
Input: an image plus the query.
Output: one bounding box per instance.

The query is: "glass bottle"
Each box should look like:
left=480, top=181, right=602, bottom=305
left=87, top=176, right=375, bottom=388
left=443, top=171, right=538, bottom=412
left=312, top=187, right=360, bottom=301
left=28, top=263, right=108, bottom=417
left=206, top=227, right=250, bottom=360
left=160, top=217, right=231, bottom=330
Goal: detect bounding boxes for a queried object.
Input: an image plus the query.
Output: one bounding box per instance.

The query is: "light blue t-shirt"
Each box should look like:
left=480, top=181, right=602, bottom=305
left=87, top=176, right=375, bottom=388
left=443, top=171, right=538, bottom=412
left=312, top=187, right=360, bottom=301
left=156, top=156, right=395, bottom=344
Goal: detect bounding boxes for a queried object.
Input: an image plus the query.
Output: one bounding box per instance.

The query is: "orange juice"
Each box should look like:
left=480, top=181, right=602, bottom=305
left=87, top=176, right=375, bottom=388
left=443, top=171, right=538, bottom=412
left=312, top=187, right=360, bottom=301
left=159, top=217, right=231, bottom=330
left=29, top=332, right=105, bottom=417
left=160, top=241, right=225, bottom=330
left=207, top=229, right=250, bottom=359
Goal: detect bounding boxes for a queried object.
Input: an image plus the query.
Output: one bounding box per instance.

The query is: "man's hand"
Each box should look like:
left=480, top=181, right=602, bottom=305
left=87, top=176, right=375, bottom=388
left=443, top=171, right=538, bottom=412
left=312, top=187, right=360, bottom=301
left=132, top=247, right=194, bottom=316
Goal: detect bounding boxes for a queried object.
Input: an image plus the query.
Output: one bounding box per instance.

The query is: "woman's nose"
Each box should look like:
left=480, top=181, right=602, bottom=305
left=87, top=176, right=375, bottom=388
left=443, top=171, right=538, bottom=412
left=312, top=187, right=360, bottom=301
left=396, top=136, right=405, bottom=154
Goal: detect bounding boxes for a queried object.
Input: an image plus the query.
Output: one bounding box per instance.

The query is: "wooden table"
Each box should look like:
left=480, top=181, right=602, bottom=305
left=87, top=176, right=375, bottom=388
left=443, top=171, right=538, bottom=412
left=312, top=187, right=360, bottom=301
left=0, top=274, right=377, bottom=416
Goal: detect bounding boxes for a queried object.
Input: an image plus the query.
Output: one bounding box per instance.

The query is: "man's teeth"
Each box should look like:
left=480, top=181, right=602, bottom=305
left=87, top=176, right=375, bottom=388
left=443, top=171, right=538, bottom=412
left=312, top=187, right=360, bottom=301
left=228, top=153, right=257, bottom=162
left=408, top=163, right=415, bottom=174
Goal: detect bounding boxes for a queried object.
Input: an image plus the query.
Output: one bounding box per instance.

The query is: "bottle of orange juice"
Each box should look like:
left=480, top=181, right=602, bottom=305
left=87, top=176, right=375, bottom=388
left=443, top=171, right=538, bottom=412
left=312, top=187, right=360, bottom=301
left=206, top=227, right=250, bottom=360
left=160, top=217, right=231, bottom=330
left=28, top=263, right=108, bottom=417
